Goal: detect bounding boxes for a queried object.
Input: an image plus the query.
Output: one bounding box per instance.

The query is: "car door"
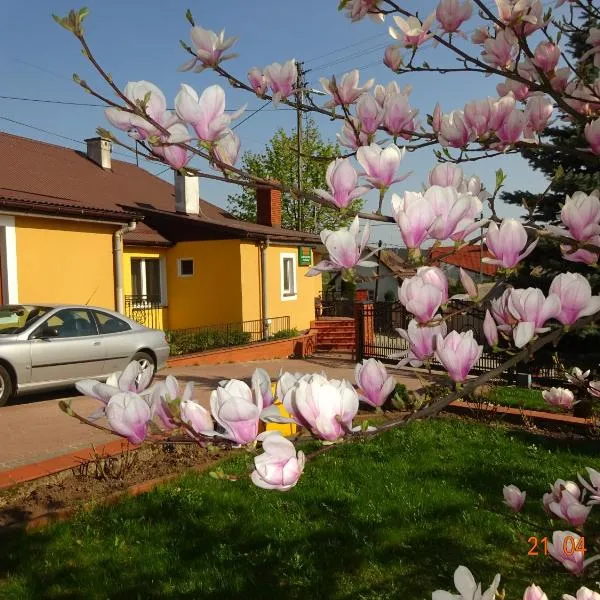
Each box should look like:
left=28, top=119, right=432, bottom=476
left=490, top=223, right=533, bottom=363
left=28, top=308, right=106, bottom=384
left=91, top=310, right=136, bottom=374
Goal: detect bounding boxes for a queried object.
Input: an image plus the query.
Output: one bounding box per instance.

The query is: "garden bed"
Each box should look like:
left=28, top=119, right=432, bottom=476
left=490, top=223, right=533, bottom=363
left=1, top=418, right=600, bottom=599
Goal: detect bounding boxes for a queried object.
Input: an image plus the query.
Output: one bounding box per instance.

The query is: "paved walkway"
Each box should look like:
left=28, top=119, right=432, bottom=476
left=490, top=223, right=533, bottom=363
left=0, top=357, right=422, bottom=472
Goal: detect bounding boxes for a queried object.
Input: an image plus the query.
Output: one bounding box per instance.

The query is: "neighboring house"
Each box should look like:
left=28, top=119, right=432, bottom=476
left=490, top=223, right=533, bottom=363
left=0, top=132, right=322, bottom=333
left=430, top=244, right=498, bottom=283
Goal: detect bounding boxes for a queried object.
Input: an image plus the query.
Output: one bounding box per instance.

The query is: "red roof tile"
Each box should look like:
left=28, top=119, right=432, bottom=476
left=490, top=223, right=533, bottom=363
left=430, top=245, right=498, bottom=277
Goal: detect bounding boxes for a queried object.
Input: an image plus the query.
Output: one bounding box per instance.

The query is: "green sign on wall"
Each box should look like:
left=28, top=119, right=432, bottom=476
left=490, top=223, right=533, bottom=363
left=298, top=246, right=312, bottom=266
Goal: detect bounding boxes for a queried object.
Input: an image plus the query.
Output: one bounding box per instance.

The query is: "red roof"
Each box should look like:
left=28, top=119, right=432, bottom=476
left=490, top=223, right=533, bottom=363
left=0, top=132, right=319, bottom=246
left=430, top=244, right=498, bottom=277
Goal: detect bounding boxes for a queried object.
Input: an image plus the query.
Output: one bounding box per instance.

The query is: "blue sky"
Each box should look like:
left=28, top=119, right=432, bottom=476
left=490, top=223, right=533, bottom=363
left=0, top=0, right=549, bottom=246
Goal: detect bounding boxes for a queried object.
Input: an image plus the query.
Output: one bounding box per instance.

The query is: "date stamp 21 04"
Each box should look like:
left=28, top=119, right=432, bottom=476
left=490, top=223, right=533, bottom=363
left=528, top=536, right=586, bottom=556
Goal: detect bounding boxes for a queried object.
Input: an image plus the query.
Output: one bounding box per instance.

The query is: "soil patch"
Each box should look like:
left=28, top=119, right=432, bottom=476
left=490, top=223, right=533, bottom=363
left=0, top=442, right=225, bottom=529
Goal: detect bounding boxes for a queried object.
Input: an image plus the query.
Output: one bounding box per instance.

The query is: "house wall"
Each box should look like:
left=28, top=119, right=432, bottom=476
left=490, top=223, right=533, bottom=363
left=15, top=216, right=116, bottom=308
left=239, top=243, right=321, bottom=332
left=165, top=240, right=243, bottom=330
left=123, top=247, right=169, bottom=330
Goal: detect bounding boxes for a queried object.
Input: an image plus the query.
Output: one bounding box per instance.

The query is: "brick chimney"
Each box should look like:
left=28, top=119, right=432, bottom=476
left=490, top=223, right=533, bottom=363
left=174, top=173, right=200, bottom=215
left=85, top=137, right=112, bottom=169
left=256, top=185, right=282, bottom=227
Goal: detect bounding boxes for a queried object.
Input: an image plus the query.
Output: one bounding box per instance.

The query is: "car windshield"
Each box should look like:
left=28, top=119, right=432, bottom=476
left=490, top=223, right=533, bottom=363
left=0, top=305, right=51, bottom=334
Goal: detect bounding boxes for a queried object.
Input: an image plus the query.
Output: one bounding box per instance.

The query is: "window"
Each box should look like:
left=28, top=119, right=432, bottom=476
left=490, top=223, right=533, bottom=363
left=93, top=310, right=131, bottom=334
left=177, top=258, right=194, bottom=277
left=130, top=258, right=164, bottom=303
left=37, top=309, right=98, bottom=338
left=280, top=253, right=297, bottom=300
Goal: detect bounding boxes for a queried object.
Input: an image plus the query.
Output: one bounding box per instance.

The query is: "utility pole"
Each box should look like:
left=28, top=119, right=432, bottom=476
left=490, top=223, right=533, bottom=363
left=295, top=60, right=305, bottom=232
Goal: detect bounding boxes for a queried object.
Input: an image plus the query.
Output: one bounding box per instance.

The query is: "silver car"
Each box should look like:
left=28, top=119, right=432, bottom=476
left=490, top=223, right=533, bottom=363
left=0, top=304, right=170, bottom=405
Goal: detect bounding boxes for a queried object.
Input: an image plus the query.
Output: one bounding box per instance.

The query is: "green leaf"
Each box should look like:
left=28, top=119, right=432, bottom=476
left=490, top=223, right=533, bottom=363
left=495, top=168, right=506, bottom=190
left=337, top=0, right=351, bottom=10
left=185, top=8, right=195, bottom=26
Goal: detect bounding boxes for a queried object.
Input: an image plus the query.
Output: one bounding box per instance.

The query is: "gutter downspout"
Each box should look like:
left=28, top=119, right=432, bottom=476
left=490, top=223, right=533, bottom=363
left=114, top=221, right=137, bottom=314
left=260, top=238, right=270, bottom=340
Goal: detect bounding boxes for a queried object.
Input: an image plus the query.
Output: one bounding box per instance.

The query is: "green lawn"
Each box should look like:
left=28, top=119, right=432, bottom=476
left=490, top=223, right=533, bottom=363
left=1, top=419, right=599, bottom=599
left=486, top=385, right=553, bottom=412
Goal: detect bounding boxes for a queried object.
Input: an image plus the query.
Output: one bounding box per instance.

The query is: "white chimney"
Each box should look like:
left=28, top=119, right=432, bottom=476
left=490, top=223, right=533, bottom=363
left=174, top=173, right=200, bottom=215
left=85, top=137, right=112, bottom=169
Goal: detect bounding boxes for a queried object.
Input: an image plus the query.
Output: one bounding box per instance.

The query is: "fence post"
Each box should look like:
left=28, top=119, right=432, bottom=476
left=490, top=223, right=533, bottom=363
left=355, top=302, right=365, bottom=362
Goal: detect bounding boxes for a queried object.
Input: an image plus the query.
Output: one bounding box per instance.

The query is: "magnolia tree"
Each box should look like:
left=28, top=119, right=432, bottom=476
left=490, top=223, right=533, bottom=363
left=53, top=0, right=600, bottom=593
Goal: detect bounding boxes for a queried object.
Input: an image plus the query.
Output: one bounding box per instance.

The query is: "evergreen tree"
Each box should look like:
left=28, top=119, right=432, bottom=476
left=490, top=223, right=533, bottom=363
left=227, top=118, right=362, bottom=233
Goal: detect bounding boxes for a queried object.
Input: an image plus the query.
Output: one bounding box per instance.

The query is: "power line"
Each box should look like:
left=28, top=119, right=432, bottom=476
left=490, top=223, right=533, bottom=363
left=309, top=42, right=390, bottom=73
left=232, top=101, right=274, bottom=130
left=305, top=32, right=389, bottom=65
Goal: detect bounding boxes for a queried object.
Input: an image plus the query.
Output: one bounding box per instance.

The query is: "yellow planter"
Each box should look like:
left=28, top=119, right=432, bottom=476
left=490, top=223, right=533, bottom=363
left=264, top=383, right=297, bottom=436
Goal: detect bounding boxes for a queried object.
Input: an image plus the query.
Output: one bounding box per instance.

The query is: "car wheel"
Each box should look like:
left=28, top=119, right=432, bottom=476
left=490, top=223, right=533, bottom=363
left=0, top=364, right=14, bottom=407
left=132, top=351, right=156, bottom=386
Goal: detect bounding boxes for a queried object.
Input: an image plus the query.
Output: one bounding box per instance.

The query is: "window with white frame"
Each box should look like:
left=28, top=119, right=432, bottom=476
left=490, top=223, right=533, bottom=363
left=280, top=253, right=297, bottom=300
left=130, top=258, right=166, bottom=304
left=177, top=258, right=194, bottom=277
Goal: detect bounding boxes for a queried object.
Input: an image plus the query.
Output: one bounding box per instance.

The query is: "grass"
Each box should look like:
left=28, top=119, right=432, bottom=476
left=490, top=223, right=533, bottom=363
left=1, top=418, right=600, bottom=599
left=486, top=385, right=553, bottom=412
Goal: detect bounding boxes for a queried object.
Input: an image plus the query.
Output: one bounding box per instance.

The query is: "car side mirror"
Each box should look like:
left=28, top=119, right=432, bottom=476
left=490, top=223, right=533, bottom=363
left=35, top=326, right=59, bottom=339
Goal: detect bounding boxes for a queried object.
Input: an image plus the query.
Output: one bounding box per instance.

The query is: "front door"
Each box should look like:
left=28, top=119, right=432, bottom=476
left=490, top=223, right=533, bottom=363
left=29, top=308, right=106, bottom=384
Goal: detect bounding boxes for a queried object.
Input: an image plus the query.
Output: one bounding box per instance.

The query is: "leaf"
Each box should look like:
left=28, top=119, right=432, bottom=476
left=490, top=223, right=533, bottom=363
left=59, top=400, right=74, bottom=416
left=337, top=0, right=351, bottom=10
left=185, top=8, right=195, bottom=26
left=495, top=168, right=506, bottom=190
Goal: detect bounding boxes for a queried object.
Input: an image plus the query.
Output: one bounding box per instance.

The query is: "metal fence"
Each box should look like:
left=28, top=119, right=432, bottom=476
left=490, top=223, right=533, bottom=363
left=356, top=301, right=561, bottom=381
left=124, top=295, right=162, bottom=330
left=315, top=291, right=355, bottom=318
left=166, top=316, right=292, bottom=356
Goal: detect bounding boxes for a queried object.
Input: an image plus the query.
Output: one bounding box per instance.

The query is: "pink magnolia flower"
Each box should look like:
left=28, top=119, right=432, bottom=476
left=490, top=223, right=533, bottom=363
left=209, top=384, right=261, bottom=445
left=425, top=186, right=474, bottom=240
left=543, top=387, right=576, bottom=409
left=391, top=191, right=435, bottom=249
left=507, top=288, right=561, bottom=347
left=549, top=273, right=600, bottom=325
left=149, top=375, right=187, bottom=430
left=356, top=94, right=384, bottom=135
left=525, top=96, right=554, bottom=134
left=548, top=531, right=599, bottom=574
left=497, top=77, right=531, bottom=102
left=105, top=391, right=151, bottom=445
left=435, top=330, right=483, bottom=382
left=264, top=60, right=297, bottom=104
left=471, top=26, right=490, bottom=44
left=495, top=0, right=545, bottom=35
left=589, top=381, right=600, bottom=399
left=484, top=218, right=538, bottom=269
left=567, top=367, right=591, bottom=385
left=315, top=158, right=369, bottom=209
left=251, top=368, right=274, bottom=408
left=151, top=123, right=192, bottom=170
left=578, top=467, right=600, bottom=502
left=534, top=41, right=561, bottom=73
left=355, top=358, right=396, bottom=407
left=489, top=94, right=517, bottom=130
left=429, top=164, right=463, bottom=188
left=344, top=0, right=384, bottom=23
left=551, top=66, right=570, bottom=93
left=449, top=194, right=485, bottom=242
left=438, top=110, right=472, bottom=148
left=483, top=310, right=498, bottom=347
left=383, top=45, right=403, bottom=71
left=213, top=130, right=241, bottom=168
left=549, top=490, right=592, bottom=526
left=180, top=396, right=215, bottom=436
left=482, top=29, right=518, bottom=69
left=283, top=378, right=359, bottom=441
left=320, top=70, right=374, bottom=108
left=585, top=118, right=600, bottom=155
left=561, top=234, right=600, bottom=267
left=105, top=81, right=179, bottom=142
left=436, top=0, right=472, bottom=35
left=248, top=67, right=268, bottom=96
left=382, top=90, right=418, bottom=139
left=564, top=587, right=600, bottom=600
left=460, top=268, right=478, bottom=298
left=503, top=484, right=526, bottom=511
left=389, top=13, right=436, bottom=48
left=356, top=143, right=409, bottom=189
left=560, top=191, right=600, bottom=242
left=251, top=431, right=305, bottom=491
left=433, top=566, right=501, bottom=600
left=416, top=266, right=449, bottom=303
left=179, top=26, right=237, bottom=72
left=464, top=98, right=494, bottom=138
left=432, top=102, right=443, bottom=133
left=523, top=585, right=548, bottom=600
left=175, top=84, right=244, bottom=143
left=399, top=276, right=445, bottom=323
left=307, top=216, right=377, bottom=275
left=337, top=117, right=369, bottom=150
left=496, top=109, right=526, bottom=144
left=581, top=27, right=600, bottom=68
left=490, top=288, right=519, bottom=331
left=396, top=318, right=447, bottom=367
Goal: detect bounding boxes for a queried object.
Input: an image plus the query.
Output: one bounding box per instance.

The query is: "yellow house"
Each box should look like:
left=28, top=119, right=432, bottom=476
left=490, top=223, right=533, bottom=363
left=0, top=132, right=322, bottom=338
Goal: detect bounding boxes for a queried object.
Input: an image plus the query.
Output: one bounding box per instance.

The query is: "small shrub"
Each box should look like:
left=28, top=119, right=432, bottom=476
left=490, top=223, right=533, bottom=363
left=383, top=291, right=395, bottom=302
left=167, top=328, right=252, bottom=355
left=271, top=328, right=299, bottom=340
